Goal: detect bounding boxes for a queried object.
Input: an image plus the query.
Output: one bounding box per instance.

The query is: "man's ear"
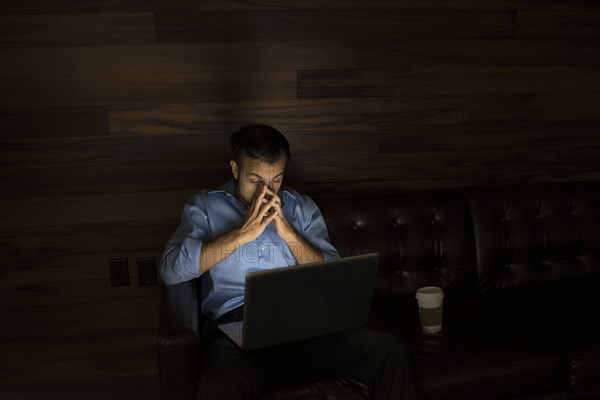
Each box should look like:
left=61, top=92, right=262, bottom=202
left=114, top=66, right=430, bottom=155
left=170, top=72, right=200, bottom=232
left=230, top=160, right=239, bottom=180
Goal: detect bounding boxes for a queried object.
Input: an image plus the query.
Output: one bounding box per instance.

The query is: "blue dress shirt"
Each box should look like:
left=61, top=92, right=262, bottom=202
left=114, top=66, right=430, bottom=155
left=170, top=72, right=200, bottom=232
left=160, top=179, right=340, bottom=320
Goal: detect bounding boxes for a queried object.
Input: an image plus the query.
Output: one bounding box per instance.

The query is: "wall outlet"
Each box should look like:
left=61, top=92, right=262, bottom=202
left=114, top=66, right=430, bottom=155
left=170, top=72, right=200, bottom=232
left=109, top=258, right=129, bottom=286
left=137, top=257, right=158, bottom=286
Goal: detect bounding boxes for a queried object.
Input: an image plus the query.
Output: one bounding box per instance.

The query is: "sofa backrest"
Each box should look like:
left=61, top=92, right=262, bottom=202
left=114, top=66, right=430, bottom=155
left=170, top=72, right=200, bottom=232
left=467, top=181, right=600, bottom=294
left=314, top=192, right=475, bottom=300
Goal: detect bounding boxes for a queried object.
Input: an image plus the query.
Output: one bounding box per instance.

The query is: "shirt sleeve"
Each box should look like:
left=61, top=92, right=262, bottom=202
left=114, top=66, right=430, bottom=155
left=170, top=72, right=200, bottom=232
left=160, top=192, right=212, bottom=286
left=299, top=195, right=340, bottom=261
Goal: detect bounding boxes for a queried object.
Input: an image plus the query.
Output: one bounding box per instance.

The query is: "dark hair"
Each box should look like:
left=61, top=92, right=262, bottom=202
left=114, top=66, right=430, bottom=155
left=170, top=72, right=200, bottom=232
left=230, top=124, right=291, bottom=165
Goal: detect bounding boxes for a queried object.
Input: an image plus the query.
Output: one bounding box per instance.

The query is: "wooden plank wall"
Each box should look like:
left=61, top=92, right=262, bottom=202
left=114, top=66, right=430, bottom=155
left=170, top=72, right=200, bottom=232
left=1, top=0, right=599, bottom=387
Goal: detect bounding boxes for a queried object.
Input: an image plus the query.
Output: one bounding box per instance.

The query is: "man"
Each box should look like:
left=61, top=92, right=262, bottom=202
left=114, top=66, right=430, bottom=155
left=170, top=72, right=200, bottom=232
left=160, top=124, right=418, bottom=400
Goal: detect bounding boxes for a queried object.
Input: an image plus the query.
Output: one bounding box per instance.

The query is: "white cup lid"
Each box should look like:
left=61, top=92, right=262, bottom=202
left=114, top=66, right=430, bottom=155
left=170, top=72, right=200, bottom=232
left=415, top=286, right=444, bottom=300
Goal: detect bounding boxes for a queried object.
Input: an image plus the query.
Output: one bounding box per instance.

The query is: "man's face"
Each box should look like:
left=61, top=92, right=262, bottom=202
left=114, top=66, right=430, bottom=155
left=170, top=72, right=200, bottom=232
left=230, top=154, right=286, bottom=208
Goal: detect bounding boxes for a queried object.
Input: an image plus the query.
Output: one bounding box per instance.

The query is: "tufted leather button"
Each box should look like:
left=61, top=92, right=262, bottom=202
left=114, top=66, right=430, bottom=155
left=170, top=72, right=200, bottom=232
left=395, top=269, right=401, bottom=275
left=352, top=225, right=358, bottom=231
left=431, top=220, right=436, bottom=225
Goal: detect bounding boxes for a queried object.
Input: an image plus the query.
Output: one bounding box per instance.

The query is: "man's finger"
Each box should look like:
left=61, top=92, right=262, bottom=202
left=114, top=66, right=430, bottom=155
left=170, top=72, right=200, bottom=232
left=257, top=200, right=276, bottom=223
left=264, top=188, right=281, bottom=205
left=249, top=184, right=268, bottom=214
left=262, top=193, right=272, bottom=204
left=261, top=209, right=278, bottom=226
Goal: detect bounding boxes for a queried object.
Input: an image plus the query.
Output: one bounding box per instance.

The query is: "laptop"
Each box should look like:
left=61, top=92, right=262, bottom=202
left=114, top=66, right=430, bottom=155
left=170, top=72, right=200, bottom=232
left=216, top=252, right=379, bottom=351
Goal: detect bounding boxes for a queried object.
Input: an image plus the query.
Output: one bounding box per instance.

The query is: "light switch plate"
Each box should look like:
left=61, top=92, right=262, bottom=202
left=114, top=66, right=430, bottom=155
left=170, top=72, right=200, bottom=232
left=109, top=258, right=129, bottom=286
left=137, top=257, right=158, bottom=286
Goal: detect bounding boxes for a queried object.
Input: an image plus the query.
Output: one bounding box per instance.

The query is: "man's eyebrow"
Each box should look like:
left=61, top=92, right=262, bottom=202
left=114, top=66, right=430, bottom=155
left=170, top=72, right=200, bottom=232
left=247, top=172, right=284, bottom=180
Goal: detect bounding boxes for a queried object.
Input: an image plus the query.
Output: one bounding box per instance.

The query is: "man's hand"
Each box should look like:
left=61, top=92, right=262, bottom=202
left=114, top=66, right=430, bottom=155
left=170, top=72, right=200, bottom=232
left=265, top=187, right=324, bottom=265
left=265, top=187, right=295, bottom=240
left=238, top=184, right=279, bottom=243
left=200, top=184, right=322, bottom=274
left=199, top=184, right=278, bottom=274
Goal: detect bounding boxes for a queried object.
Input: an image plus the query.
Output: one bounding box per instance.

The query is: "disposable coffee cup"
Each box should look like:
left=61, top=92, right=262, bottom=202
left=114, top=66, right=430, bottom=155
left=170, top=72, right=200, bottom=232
left=415, top=286, right=444, bottom=334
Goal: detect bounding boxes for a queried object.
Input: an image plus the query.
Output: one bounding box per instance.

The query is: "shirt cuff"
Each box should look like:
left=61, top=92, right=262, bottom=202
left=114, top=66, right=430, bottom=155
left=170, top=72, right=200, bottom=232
left=323, top=249, right=341, bottom=261
left=178, top=236, right=203, bottom=278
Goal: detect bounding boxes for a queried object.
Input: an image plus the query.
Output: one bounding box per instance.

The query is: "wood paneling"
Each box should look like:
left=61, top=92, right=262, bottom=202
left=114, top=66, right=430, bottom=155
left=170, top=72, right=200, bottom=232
left=0, top=107, right=109, bottom=138
left=108, top=97, right=460, bottom=135
left=0, top=42, right=356, bottom=78
left=0, top=191, right=191, bottom=227
left=516, top=10, right=600, bottom=38
left=1, top=0, right=599, bottom=392
left=0, top=222, right=174, bottom=281
left=0, top=13, right=156, bottom=45
left=357, top=39, right=600, bottom=68
left=2, top=0, right=598, bottom=13
left=462, top=93, right=600, bottom=123
left=1, top=331, right=158, bottom=383
left=298, top=67, right=600, bottom=98
left=155, top=9, right=515, bottom=41
left=0, top=71, right=297, bottom=106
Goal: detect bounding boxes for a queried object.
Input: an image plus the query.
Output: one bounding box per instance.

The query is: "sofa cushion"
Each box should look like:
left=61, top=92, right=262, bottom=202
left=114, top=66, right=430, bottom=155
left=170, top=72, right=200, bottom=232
left=315, top=192, right=475, bottom=299
left=466, top=181, right=600, bottom=294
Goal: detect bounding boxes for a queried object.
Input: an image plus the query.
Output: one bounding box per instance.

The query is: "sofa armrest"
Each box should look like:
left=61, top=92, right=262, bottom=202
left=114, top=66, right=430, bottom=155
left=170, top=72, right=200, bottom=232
left=157, top=280, right=199, bottom=400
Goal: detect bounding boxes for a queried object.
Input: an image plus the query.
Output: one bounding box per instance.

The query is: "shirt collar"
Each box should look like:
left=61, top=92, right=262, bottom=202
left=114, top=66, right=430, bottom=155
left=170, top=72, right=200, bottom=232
left=206, top=179, right=237, bottom=196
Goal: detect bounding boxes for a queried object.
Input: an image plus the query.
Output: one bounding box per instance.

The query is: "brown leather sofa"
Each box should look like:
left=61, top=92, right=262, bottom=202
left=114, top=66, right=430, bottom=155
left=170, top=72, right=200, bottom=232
left=158, top=180, right=600, bottom=400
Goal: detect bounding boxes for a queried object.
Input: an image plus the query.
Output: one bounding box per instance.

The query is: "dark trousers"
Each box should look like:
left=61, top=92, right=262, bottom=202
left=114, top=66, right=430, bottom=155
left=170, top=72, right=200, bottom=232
left=197, top=318, right=419, bottom=400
